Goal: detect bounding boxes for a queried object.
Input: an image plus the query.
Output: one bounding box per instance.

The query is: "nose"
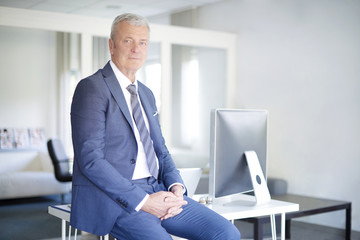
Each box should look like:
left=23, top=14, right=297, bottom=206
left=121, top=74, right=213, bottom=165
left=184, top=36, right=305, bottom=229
left=131, top=43, right=140, bottom=53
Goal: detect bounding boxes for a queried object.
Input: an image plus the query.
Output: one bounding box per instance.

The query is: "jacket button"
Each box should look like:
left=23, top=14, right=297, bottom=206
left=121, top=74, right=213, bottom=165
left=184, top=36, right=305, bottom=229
left=130, top=159, right=136, bottom=164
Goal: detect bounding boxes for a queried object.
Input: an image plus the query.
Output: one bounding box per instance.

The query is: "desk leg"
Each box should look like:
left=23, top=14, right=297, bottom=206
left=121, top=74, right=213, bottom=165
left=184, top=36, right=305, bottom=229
left=281, top=213, right=285, bottom=240
left=69, top=225, right=72, bottom=240
left=254, top=219, right=262, bottom=240
left=346, top=203, right=351, bottom=240
left=285, top=219, right=291, bottom=239
left=61, top=219, right=66, bottom=240
left=270, top=214, right=277, bottom=240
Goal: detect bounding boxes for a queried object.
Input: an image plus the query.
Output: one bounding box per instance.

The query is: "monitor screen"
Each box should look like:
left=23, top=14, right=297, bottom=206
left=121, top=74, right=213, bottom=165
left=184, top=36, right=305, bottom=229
left=209, top=109, right=268, bottom=201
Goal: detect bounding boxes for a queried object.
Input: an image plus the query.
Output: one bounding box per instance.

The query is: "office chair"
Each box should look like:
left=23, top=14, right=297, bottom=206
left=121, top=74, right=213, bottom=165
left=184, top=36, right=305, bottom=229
left=47, top=138, right=72, bottom=182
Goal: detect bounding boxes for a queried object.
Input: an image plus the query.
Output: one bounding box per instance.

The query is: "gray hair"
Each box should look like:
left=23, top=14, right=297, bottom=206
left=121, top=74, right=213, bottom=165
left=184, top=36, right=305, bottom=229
left=110, top=13, right=150, bottom=41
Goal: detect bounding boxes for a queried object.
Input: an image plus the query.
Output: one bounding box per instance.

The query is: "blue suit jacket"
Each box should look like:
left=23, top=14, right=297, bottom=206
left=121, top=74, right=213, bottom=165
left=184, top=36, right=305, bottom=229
left=70, top=61, right=184, bottom=236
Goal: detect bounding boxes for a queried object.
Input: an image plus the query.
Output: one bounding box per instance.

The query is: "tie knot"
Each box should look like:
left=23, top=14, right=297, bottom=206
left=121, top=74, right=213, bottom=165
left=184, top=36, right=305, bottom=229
left=127, top=84, right=137, bottom=96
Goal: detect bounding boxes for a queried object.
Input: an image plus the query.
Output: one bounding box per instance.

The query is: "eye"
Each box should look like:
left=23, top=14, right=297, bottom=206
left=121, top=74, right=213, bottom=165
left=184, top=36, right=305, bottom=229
left=140, top=41, right=148, bottom=46
left=124, top=39, right=132, bottom=44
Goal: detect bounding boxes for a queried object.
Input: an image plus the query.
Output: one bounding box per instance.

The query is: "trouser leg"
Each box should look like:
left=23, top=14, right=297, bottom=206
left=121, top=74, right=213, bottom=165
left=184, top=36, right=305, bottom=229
left=162, top=196, right=241, bottom=240
left=110, top=209, right=173, bottom=240
left=109, top=177, right=172, bottom=240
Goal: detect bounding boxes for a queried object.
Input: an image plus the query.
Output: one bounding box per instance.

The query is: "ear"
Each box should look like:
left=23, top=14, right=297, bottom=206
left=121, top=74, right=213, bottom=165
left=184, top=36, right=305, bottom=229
left=109, top=38, right=114, bottom=55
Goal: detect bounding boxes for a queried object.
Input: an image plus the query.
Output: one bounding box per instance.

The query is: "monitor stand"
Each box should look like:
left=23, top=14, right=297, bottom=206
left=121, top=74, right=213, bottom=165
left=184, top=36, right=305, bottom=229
left=245, top=150, right=271, bottom=204
left=222, top=151, right=271, bottom=207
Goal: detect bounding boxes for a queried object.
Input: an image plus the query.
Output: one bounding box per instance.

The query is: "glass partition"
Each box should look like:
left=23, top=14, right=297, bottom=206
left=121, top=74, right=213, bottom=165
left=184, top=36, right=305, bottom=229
left=93, top=36, right=110, bottom=71
left=137, top=42, right=162, bottom=109
left=170, top=45, right=227, bottom=168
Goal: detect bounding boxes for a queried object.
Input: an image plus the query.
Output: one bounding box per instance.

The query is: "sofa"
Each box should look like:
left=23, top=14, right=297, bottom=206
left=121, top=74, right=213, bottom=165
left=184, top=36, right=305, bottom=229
left=0, top=150, right=71, bottom=200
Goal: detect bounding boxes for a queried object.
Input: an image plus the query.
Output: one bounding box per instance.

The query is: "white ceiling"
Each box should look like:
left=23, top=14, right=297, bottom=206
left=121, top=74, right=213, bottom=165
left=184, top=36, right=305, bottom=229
left=0, top=0, right=224, bottom=19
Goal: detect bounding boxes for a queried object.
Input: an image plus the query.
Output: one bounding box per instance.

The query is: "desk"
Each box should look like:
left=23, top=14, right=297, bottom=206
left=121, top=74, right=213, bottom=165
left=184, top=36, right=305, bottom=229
left=48, top=195, right=299, bottom=240
left=48, top=205, right=110, bottom=240
left=48, top=205, right=77, bottom=240
left=240, top=194, right=352, bottom=240
left=194, top=194, right=298, bottom=240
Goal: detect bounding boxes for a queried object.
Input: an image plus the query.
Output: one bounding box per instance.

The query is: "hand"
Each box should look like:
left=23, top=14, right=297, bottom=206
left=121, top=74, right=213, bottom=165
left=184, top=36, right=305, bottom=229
left=161, top=184, right=185, bottom=220
left=141, top=191, right=187, bottom=220
left=170, top=184, right=185, bottom=198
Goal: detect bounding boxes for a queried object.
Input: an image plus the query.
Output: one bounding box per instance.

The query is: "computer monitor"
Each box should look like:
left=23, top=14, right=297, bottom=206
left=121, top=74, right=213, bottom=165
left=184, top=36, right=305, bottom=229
left=209, top=109, right=269, bottom=205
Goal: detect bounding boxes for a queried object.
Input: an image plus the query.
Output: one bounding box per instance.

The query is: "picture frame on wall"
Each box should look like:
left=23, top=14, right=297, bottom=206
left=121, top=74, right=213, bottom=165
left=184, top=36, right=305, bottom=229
left=29, top=128, right=45, bottom=149
left=13, top=128, right=30, bottom=149
left=0, top=128, right=15, bottom=149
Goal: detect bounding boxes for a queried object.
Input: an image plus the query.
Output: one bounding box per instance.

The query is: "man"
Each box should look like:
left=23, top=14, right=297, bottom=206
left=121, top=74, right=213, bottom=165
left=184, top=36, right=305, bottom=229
left=70, top=13, right=241, bottom=240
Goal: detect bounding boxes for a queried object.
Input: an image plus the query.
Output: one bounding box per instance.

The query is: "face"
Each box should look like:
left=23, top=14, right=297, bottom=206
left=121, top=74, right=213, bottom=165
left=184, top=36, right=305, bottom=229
left=109, top=21, right=149, bottom=81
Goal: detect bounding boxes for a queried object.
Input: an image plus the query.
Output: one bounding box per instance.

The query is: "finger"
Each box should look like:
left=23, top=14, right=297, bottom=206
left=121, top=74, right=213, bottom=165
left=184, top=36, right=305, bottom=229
left=161, top=207, right=178, bottom=220
left=167, top=206, right=179, bottom=214
left=161, top=208, right=183, bottom=220
left=158, top=191, right=176, bottom=199
left=164, top=195, right=186, bottom=203
left=168, top=206, right=183, bottom=216
left=164, top=196, right=182, bottom=202
left=166, top=200, right=188, bottom=209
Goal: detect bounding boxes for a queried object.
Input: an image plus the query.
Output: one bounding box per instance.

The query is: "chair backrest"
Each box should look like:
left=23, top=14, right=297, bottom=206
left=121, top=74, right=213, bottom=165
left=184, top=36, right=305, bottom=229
left=47, top=138, right=72, bottom=182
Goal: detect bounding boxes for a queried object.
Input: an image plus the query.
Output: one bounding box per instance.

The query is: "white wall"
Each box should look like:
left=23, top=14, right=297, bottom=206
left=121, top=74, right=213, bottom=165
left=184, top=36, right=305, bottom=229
left=184, top=0, right=360, bottom=231
left=0, top=26, right=58, bottom=138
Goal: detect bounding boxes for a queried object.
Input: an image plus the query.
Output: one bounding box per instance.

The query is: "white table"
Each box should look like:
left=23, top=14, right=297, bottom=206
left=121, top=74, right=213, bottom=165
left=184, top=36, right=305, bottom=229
left=48, top=195, right=299, bottom=240
left=193, top=194, right=299, bottom=240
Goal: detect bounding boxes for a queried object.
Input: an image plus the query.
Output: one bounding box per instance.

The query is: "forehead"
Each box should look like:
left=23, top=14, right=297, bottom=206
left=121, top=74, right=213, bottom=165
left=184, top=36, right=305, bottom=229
left=115, top=21, right=149, bottom=40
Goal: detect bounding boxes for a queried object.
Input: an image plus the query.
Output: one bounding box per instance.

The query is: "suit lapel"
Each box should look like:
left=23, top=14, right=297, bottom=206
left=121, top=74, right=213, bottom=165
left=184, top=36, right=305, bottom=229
left=102, top=62, right=134, bottom=130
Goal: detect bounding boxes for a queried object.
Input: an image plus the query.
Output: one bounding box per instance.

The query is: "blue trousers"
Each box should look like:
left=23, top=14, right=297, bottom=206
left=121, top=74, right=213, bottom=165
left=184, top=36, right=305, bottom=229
left=110, top=177, right=241, bottom=240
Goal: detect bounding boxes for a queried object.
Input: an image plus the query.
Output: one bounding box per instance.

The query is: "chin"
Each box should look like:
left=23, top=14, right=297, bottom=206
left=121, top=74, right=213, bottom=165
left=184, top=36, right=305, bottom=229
left=127, top=64, right=142, bottom=70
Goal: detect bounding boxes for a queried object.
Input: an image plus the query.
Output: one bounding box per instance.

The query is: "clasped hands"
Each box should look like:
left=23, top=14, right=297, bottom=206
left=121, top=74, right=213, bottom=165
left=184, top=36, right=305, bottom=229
left=141, top=185, right=187, bottom=220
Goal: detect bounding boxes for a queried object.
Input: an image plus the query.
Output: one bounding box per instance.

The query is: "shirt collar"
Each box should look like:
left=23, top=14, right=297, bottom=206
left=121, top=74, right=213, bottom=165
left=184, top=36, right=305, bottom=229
left=109, top=60, right=138, bottom=91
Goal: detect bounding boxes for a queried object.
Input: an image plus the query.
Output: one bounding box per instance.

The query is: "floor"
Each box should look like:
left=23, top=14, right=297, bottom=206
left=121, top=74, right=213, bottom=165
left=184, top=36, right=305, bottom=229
left=42, top=221, right=360, bottom=240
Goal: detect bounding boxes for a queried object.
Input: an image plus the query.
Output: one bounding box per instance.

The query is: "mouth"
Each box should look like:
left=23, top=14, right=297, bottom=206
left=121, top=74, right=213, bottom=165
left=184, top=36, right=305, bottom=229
left=129, top=55, right=141, bottom=60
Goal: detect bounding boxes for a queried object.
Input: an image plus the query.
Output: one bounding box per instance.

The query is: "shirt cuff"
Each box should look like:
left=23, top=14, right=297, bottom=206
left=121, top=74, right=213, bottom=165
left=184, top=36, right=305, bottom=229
left=168, top=182, right=186, bottom=194
left=135, top=194, right=149, bottom=212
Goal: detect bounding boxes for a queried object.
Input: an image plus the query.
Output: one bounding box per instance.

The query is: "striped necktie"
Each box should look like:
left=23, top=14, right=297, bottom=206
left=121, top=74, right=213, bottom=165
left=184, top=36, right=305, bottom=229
left=126, top=84, right=158, bottom=179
